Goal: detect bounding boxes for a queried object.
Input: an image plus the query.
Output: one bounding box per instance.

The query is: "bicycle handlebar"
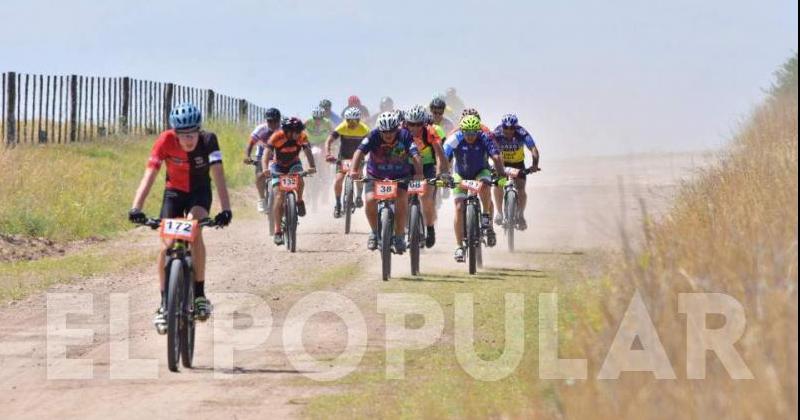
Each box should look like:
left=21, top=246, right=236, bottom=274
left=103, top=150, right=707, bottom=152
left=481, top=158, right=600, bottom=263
left=135, top=217, right=219, bottom=230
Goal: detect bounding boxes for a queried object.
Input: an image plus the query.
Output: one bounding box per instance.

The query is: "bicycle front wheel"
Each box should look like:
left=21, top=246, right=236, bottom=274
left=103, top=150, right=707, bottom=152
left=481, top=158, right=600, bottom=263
left=166, top=259, right=183, bottom=372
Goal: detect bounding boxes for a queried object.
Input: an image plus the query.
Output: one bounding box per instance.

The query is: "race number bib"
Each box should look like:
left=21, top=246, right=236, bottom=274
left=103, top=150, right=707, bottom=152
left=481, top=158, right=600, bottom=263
left=160, top=219, right=198, bottom=242
left=374, top=181, right=399, bottom=200
left=460, top=180, right=484, bottom=194
left=407, top=180, right=427, bottom=195
left=279, top=174, right=300, bottom=192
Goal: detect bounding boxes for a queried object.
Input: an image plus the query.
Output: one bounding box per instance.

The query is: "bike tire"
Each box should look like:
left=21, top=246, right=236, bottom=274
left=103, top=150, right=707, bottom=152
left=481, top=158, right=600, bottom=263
left=505, top=190, right=517, bottom=253
left=466, top=203, right=479, bottom=275
left=380, top=207, right=393, bottom=281
left=180, top=258, right=195, bottom=368
left=409, top=202, right=422, bottom=276
left=166, top=259, right=183, bottom=372
left=344, top=176, right=353, bottom=234
left=286, top=192, right=297, bottom=253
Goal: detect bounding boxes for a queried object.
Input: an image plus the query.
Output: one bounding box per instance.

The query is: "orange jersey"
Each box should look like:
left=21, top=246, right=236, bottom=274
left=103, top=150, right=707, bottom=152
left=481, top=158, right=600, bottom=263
left=267, top=130, right=309, bottom=169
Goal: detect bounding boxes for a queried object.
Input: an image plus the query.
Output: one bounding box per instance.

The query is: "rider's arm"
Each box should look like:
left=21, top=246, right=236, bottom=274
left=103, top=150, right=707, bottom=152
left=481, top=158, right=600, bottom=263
left=244, top=138, right=255, bottom=161
left=433, top=142, right=449, bottom=175
left=350, top=149, right=366, bottom=175
left=210, top=164, right=231, bottom=211
left=411, top=155, right=424, bottom=178
left=261, top=147, right=274, bottom=177
left=302, top=142, right=316, bottom=171
left=521, top=129, right=539, bottom=169
left=324, top=132, right=339, bottom=157
left=131, top=167, right=158, bottom=210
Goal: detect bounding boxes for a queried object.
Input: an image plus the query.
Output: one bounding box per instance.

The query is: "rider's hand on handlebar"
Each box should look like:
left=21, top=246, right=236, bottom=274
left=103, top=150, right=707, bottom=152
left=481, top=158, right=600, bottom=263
left=306, top=167, right=317, bottom=175
left=325, top=154, right=337, bottom=163
left=128, top=208, right=146, bottom=224
left=349, top=169, right=362, bottom=180
left=214, top=210, right=233, bottom=227
left=243, top=157, right=254, bottom=165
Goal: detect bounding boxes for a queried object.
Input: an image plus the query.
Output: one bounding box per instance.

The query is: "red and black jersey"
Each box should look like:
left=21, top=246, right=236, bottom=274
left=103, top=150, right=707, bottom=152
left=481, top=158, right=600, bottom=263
left=147, top=130, right=223, bottom=193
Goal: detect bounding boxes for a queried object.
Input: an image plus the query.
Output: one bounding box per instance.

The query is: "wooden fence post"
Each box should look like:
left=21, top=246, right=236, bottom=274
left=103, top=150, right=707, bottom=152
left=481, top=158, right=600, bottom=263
left=206, top=90, right=215, bottom=121
left=163, top=83, right=174, bottom=128
left=69, top=75, right=78, bottom=142
left=238, top=99, right=248, bottom=124
left=5, top=72, right=15, bottom=145
left=120, top=77, right=131, bottom=134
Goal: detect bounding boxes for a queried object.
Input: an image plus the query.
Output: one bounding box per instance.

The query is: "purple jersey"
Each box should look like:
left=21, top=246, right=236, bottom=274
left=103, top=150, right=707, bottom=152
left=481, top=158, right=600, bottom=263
left=358, top=128, right=419, bottom=180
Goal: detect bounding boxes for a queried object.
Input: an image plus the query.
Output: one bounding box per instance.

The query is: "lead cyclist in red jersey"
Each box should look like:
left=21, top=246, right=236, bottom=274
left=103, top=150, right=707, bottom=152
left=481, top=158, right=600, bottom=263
left=129, top=103, right=232, bottom=333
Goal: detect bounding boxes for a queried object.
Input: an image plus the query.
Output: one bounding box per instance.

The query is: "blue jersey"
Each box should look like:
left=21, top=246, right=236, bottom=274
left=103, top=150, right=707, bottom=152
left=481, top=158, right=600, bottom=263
left=492, top=125, right=536, bottom=165
left=444, top=131, right=500, bottom=178
left=327, top=111, right=343, bottom=125
left=358, top=128, right=419, bottom=180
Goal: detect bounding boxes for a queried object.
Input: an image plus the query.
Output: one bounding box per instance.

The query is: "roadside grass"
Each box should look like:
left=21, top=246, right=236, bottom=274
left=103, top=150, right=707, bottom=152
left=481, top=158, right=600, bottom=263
left=0, top=245, right=155, bottom=303
left=299, top=254, right=595, bottom=419
left=550, top=60, right=799, bottom=418
left=0, top=121, right=252, bottom=241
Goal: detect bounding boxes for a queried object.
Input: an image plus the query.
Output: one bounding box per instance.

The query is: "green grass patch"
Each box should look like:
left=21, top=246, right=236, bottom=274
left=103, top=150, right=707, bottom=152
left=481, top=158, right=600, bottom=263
left=301, top=254, right=595, bottom=419
left=0, top=245, right=155, bottom=303
left=1, top=121, right=253, bottom=241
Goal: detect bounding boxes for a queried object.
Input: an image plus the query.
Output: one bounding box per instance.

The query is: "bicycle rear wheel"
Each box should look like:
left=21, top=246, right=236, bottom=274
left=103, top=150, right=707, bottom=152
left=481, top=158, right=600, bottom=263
left=505, top=190, right=517, bottom=253
left=466, top=203, right=479, bottom=275
left=180, top=259, right=195, bottom=368
left=285, top=192, right=298, bottom=252
left=409, top=202, right=422, bottom=276
left=166, top=259, right=183, bottom=372
left=344, top=176, right=354, bottom=234
left=380, top=206, right=393, bottom=281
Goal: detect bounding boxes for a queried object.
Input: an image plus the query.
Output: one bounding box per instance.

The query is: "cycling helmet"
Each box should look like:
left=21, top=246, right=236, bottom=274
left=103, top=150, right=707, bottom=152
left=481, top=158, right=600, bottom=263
left=265, top=107, right=281, bottom=122
left=501, top=113, right=519, bottom=128
left=429, top=97, right=446, bottom=110
left=281, top=116, right=305, bottom=132
left=380, top=96, right=394, bottom=111
left=396, top=109, right=406, bottom=123
left=376, top=112, right=400, bottom=132
left=343, top=107, right=361, bottom=120
left=169, top=103, right=202, bottom=131
left=459, top=115, right=481, bottom=132
left=348, top=95, right=361, bottom=106
left=462, top=108, right=481, bottom=120
left=311, top=106, right=324, bottom=119
left=405, top=104, right=427, bottom=124
left=319, top=99, right=333, bottom=109
left=446, top=87, right=457, bottom=96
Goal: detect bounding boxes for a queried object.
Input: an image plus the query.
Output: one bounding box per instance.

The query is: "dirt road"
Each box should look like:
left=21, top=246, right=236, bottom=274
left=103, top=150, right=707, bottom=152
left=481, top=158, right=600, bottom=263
left=0, top=152, right=710, bottom=419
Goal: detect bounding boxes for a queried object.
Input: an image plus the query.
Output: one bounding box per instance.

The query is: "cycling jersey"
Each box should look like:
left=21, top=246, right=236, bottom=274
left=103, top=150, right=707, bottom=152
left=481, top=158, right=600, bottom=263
left=325, top=111, right=343, bottom=125
left=147, top=130, right=222, bottom=193
left=410, top=125, right=442, bottom=166
left=358, top=128, right=419, bottom=180
left=250, top=123, right=277, bottom=159
left=433, top=117, right=455, bottom=135
left=266, top=130, right=310, bottom=172
left=305, top=117, right=333, bottom=145
left=492, top=125, right=536, bottom=164
left=443, top=130, right=499, bottom=179
left=331, top=121, right=370, bottom=160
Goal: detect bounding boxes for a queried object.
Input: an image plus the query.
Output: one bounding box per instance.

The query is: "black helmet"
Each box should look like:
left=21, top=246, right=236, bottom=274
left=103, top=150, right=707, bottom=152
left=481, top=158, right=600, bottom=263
left=281, top=116, right=305, bottom=132
left=265, top=108, right=281, bottom=122
left=319, top=99, right=332, bottom=109
left=380, top=96, right=394, bottom=111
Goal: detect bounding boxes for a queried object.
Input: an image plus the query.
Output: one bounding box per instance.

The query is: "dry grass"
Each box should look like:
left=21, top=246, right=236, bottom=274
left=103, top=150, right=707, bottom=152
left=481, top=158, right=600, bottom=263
left=0, top=121, right=252, bottom=241
left=554, top=90, right=798, bottom=418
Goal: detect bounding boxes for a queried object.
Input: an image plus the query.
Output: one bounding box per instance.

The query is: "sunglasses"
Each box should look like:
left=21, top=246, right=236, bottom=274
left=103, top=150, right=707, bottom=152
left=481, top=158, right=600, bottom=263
left=406, top=122, right=424, bottom=127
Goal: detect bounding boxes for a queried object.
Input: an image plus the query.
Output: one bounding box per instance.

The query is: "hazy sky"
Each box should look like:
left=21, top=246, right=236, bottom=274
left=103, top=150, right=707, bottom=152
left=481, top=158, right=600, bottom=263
left=1, top=0, right=797, bottom=157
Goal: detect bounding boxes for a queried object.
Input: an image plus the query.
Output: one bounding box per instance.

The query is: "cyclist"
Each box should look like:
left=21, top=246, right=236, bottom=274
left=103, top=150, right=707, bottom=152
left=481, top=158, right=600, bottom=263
left=445, top=87, right=466, bottom=119
left=367, top=96, right=395, bottom=126
left=444, top=115, right=506, bottom=262
left=349, top=112, right=423, bottom=253
left=429, top=96, right=455, bottom=138
left=320, top=99, right=342, bottom=125
left=244, top=107, right=281, bottom=213
left=451, top=108, right=493, bottom=135
left=405, top=104, right=450, bottom=247
left=491, top=114, right=540, bottom=229
left=341, top=95, right=371, bottom=122
left=305, top=106, right=334, bottom=207
left=261, top=117, right=317, bottom=245
left=324, top=107, right=371, bottom=217
left=128, top=103, right=232, bottom=333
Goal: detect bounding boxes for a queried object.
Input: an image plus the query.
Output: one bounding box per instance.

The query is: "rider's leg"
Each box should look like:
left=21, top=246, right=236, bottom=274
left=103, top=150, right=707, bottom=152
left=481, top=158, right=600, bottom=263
left=395, top=189, right=409, bottom=236
left=421, top=185, right=437, bottom=226
left=365, top=190, right=378, bottom=232
left=454, top=199, right=465, bottom=244
left=479, top=187, right=493, bottom=216
left=516, top=178, right=528, bottom=215
left=187, top=206, right=210, bottom=284
left=255, top=168, right=266, bottom=201
left=334, top=172, right=345, bottom=203
left=273, top=186, right=285, bottom=232
left=492, top=185, right=503, bottom=219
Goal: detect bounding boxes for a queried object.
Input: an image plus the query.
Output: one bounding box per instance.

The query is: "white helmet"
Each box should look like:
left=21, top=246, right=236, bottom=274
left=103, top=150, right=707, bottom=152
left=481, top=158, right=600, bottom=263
left=376, top=112, right=400, bottom=132
left=405, top=105, right=427, bottom=124
left=311, top=106, right=324, bottom=119
left=343, top=106, right=361, bottom=120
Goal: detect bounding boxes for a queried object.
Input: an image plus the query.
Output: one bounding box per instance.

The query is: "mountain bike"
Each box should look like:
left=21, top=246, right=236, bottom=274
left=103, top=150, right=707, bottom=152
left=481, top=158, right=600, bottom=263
left=371, top=178, right=411, bottom=281
left=457, top=178, right=493, bottom=275
left=275, top=171, right=312, bottom=253
left=407, top=178, right=441, bottom=276
left=136, top=216, right=221, bottom=372
left=338, top=159, right=357, bottom=234
left=500, top=167, right=539, bottom=252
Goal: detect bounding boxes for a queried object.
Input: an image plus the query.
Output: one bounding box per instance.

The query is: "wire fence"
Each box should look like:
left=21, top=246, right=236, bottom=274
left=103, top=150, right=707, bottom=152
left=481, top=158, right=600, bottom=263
left=2, top=72, right=267, bottom=146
